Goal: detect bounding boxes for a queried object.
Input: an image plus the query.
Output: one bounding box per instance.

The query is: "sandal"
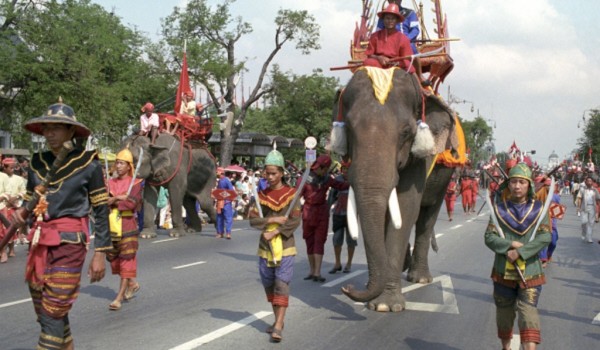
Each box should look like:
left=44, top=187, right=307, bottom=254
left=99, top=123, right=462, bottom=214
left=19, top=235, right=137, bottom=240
left=328, top=266, right=342, bottom=274
left=109, top=300, right=122, bottom=311
left=270, top=328, right=283, bottom=342
left=303, top=275, right=314, bottom=280
left=265, top=323, right=284, bottom=334
left=313, top=276, right=326, bottom=283
left=124, top=283, right=140, bottom=301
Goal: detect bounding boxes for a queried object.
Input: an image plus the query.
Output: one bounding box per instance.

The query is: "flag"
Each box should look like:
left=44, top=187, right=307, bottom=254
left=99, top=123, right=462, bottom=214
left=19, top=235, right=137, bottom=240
left=174, top=52, right=192, bottom=114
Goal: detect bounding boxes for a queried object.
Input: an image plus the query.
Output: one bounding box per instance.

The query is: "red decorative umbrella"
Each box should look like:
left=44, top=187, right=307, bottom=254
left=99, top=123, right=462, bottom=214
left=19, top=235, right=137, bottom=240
left=225, top=165, right=245, bottom=173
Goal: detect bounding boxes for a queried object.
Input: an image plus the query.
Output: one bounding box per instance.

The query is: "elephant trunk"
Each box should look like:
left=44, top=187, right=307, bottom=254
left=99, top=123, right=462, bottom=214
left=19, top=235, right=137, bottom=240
left=342, top=189, right=390, bottom=302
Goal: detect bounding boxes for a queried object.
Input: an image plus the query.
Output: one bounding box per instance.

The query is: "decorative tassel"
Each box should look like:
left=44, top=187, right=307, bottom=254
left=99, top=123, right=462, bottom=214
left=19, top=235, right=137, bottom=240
left=411, top=120, right=435, bottom=158
left=326, top=122, right=347, bottom=156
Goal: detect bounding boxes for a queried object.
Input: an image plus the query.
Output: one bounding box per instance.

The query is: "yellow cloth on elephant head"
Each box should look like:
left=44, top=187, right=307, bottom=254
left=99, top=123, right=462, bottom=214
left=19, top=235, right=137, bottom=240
left=435, top=115, right=467, bottom=168
left=357, top=66, right=399, bottom=105
left=265, top=223, right=283, bottom=267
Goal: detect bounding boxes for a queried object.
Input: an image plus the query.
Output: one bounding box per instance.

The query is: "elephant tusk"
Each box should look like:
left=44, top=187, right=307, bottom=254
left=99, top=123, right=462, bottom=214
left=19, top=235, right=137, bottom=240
left=388, top=187, right=402, bottom=229
left=347, top=186, right=360, bottom=240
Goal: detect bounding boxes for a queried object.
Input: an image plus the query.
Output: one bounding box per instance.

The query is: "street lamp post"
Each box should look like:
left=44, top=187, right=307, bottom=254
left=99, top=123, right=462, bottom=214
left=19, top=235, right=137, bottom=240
left=447, top=85, right=474, bottom=112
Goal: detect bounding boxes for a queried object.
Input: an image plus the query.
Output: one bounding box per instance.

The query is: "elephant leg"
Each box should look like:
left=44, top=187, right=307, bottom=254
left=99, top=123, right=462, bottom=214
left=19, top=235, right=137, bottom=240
left=407, top=203, right=442, bottom=283
left=183, top=195, right=202, bottom=233
left=197, top=182, right=216, bottom=224
left=168, top=189, right=186, bottom=237
left=141, top=186, right=158, bottom=239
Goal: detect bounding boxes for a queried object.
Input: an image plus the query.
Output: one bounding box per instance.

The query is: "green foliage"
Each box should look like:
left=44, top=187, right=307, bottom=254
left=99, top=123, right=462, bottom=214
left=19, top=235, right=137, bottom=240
left=0, top=0, right=173, bottom=149
left=244, top=66, right=340, bottom=152
left=458, top=115, right=494, bottom=165
left=577, top=109, right=600, bottom=163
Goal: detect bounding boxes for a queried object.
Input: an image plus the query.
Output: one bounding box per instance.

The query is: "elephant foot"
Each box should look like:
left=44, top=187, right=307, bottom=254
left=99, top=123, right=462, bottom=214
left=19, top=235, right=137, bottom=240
left=367, top=289, right=406, bottom=313
left=406, top=268, right=433, bottom=284
left=139, top=230, right=157, bottom=239
left=168, top=230, right=186, bottom=238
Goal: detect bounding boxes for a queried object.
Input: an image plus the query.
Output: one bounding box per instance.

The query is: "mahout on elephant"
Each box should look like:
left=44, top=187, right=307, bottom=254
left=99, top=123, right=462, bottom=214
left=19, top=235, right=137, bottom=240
left=329, top=66, right=462, bottom=312
left=122, top=133, right=217, bottom=238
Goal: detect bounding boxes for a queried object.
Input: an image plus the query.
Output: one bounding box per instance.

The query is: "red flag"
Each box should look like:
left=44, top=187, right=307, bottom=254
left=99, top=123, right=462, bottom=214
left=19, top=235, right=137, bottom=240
left=588, top=147, right=593, bottom=156
left=174, top=52, right=192, bottom=114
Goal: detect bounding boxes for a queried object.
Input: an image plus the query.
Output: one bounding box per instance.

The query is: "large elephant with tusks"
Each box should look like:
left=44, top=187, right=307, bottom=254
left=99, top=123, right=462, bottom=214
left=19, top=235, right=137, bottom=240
left=123, top=133, right=217, bottom=238
left=331, top=67, right=459, bottom=312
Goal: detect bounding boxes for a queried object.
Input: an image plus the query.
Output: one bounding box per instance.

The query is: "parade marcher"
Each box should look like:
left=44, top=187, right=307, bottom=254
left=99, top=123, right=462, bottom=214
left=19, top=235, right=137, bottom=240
left=106, top=148, right=143, bottom=311
left=444, top=174, right=458, bottom=221
left=0, top=161, right=10, bottom=263
left=139, top=102, right=159, bottom=144
left=539, top=187, right=560, bottom=267
left=576, top=176, right=600, bottom=243
left=14, top=99, right=111, bottom=349
left=298, top=155, right=349, bottom=282
left=363, top=3, right=414, bottom=73
left=484, top=163, right=551, bottom=350
left=471, top=173, right=480, bottom=213
left=0, top=157, right=26, bottom=261
left=248, top=147, right=302, bottom=343
left=328, top=160, right=356, bottom=274
left=215, top=167, right=234, bottom=239
left=460, top=172, right=473, bottom=214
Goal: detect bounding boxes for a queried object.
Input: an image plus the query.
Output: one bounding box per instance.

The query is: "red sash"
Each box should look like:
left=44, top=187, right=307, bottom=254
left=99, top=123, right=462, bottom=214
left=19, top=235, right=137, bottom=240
left=25, top=217, right=89, bottom=289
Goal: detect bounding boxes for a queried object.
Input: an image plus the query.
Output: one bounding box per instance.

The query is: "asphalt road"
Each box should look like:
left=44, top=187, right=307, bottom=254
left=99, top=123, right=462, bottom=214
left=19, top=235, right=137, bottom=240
left=1, top=193, right=599, bottom=350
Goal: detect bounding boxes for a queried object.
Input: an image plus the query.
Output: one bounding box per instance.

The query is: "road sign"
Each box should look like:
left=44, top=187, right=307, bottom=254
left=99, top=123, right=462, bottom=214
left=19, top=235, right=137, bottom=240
left=304, top=136, right=317, bottom=150
left=306, top=149, right=316, bottom=163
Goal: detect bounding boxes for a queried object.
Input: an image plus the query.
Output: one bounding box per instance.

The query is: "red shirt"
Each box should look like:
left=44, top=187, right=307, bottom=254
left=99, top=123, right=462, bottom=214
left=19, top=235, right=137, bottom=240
left=365, top=30, right=414, bottom=72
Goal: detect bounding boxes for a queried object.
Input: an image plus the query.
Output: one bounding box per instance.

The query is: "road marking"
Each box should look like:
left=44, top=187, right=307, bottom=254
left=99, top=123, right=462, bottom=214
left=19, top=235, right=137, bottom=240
left=511, top=335, right=521, bottom=349
left=467, top=218, right=475, bottom=223
left=153, top=238, right=179, bottom=244
left=322, top=270, right=367, bottom=288
left=478, top=213, right=487, bottom=217
left=169, top=311, right=272, bottom=350
left=435, top=233, right=443, bottom=238
left=0, top=298, right=31, bottom=309
left=350, top=275, right=459, bottom=314
left=450, top=225, right=462, bottom=230
left=172, top=261, right=207, bottom=270
left=231, top=228, right=243, bottom=232
left=593, top=312, right=600, bottom=325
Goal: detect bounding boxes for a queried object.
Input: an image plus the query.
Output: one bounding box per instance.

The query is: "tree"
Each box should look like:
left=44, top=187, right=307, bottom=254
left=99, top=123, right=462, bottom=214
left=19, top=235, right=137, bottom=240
left=0, top=0, right=173, bottom=149
left=577, top=108, right=600, bottom=164
left=459, top=115, right=493, bottom=166
left=161, top=0, right=320, bottom=166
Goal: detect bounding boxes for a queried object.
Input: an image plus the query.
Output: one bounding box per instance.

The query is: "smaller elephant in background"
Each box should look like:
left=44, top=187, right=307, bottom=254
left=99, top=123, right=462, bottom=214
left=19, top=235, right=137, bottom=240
left=123, top=133, right=216, bottom=238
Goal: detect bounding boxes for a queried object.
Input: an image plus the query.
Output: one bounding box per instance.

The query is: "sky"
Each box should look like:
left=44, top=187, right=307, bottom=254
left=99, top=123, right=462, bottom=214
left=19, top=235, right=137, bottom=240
left=93, top=0, right=600, bottom=165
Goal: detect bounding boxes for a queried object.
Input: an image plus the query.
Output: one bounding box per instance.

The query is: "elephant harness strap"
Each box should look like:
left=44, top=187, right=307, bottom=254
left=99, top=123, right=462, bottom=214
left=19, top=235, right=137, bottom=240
left=148, top=138, right=193, bottom=187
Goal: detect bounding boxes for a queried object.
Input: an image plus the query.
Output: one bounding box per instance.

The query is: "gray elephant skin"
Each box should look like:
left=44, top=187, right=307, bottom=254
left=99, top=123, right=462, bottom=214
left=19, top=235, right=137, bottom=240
left=123, top=133, right=217, bottom=238
left=334, top=69, right=458, bottom=312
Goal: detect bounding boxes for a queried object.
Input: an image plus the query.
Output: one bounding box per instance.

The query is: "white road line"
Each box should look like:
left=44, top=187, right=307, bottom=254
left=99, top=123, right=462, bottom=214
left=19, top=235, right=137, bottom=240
left=231, top=228, right=243, bottom=232
left=0, top=298, right=31, bottom=309
left=435, top=233, right=443, bottom=238
left=511, top=335, right=521, bottom=349
left=478, top=213, right=487, bottom=217
left=450, top=224, right=462, bottom=230
left=322, top=270, right=367, bottom=288
left=169, top=311, right=272, bottom=350
left=593, top=312, right=600, bottom=325
left=153, top=238, right=179, bottom=244
left=172, top=261, right=207, bottom=270
left=467, top=218, right=475, bottom=223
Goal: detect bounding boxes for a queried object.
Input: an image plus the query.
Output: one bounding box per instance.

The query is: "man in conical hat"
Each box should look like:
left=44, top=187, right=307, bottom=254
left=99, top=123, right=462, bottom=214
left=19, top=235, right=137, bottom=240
left=106, top=148, right=143, bottom=311
left=484, top=162, right=551, bottom=350
left=12, top=98, right=111, bottom=349
left=249, top=147, right=301, bottom=343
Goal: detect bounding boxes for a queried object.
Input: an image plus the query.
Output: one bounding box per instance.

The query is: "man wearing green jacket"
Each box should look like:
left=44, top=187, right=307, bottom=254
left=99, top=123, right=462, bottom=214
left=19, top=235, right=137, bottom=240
left=484, top=163, right=551, bottom=350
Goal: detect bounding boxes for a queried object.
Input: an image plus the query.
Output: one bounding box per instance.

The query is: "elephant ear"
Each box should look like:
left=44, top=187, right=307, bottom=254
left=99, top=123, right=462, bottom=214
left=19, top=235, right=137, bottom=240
left=423, top=94, right=457, bottom=155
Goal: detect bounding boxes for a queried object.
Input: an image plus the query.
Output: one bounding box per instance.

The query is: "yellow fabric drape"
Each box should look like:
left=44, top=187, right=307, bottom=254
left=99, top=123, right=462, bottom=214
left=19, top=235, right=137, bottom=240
left=436, top=115, right=467, bottom=167
left=109, top=208, right=133, bottom=239
left=265, top=223, right=283, bottom=267
left=358, top=66, right=399, bottom=105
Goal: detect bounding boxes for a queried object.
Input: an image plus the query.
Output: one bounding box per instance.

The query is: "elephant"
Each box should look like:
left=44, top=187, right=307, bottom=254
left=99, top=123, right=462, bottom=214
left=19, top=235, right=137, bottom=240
left=122, top=133, right=217, bottom=238
left=331, top=68, right=459, bottom=312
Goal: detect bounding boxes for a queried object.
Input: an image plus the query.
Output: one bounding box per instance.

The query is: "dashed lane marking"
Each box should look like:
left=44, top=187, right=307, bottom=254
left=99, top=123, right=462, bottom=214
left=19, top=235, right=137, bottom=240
left=467, top=218, right=476, bottom=223
left=450, top=224, right=462, bottom=229
left=168, top=311, right=272, bottom=350
left=0, top=298, right=31, bottom=309
left=172, top=261, right=207, bottom=270
left=231, top=228, right=243, bottom=232
left=435, top=233, right=444, bottom=238
left=511, top=335, right=521, bottom=349
left=153, top=238, right=179, bottom=243
left=593, top=312, right=600, bottom=325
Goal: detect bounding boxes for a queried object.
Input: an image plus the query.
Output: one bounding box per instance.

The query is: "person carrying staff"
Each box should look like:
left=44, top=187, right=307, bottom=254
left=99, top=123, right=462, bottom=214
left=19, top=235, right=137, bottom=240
left=11, top=98, right=111, bottom=350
